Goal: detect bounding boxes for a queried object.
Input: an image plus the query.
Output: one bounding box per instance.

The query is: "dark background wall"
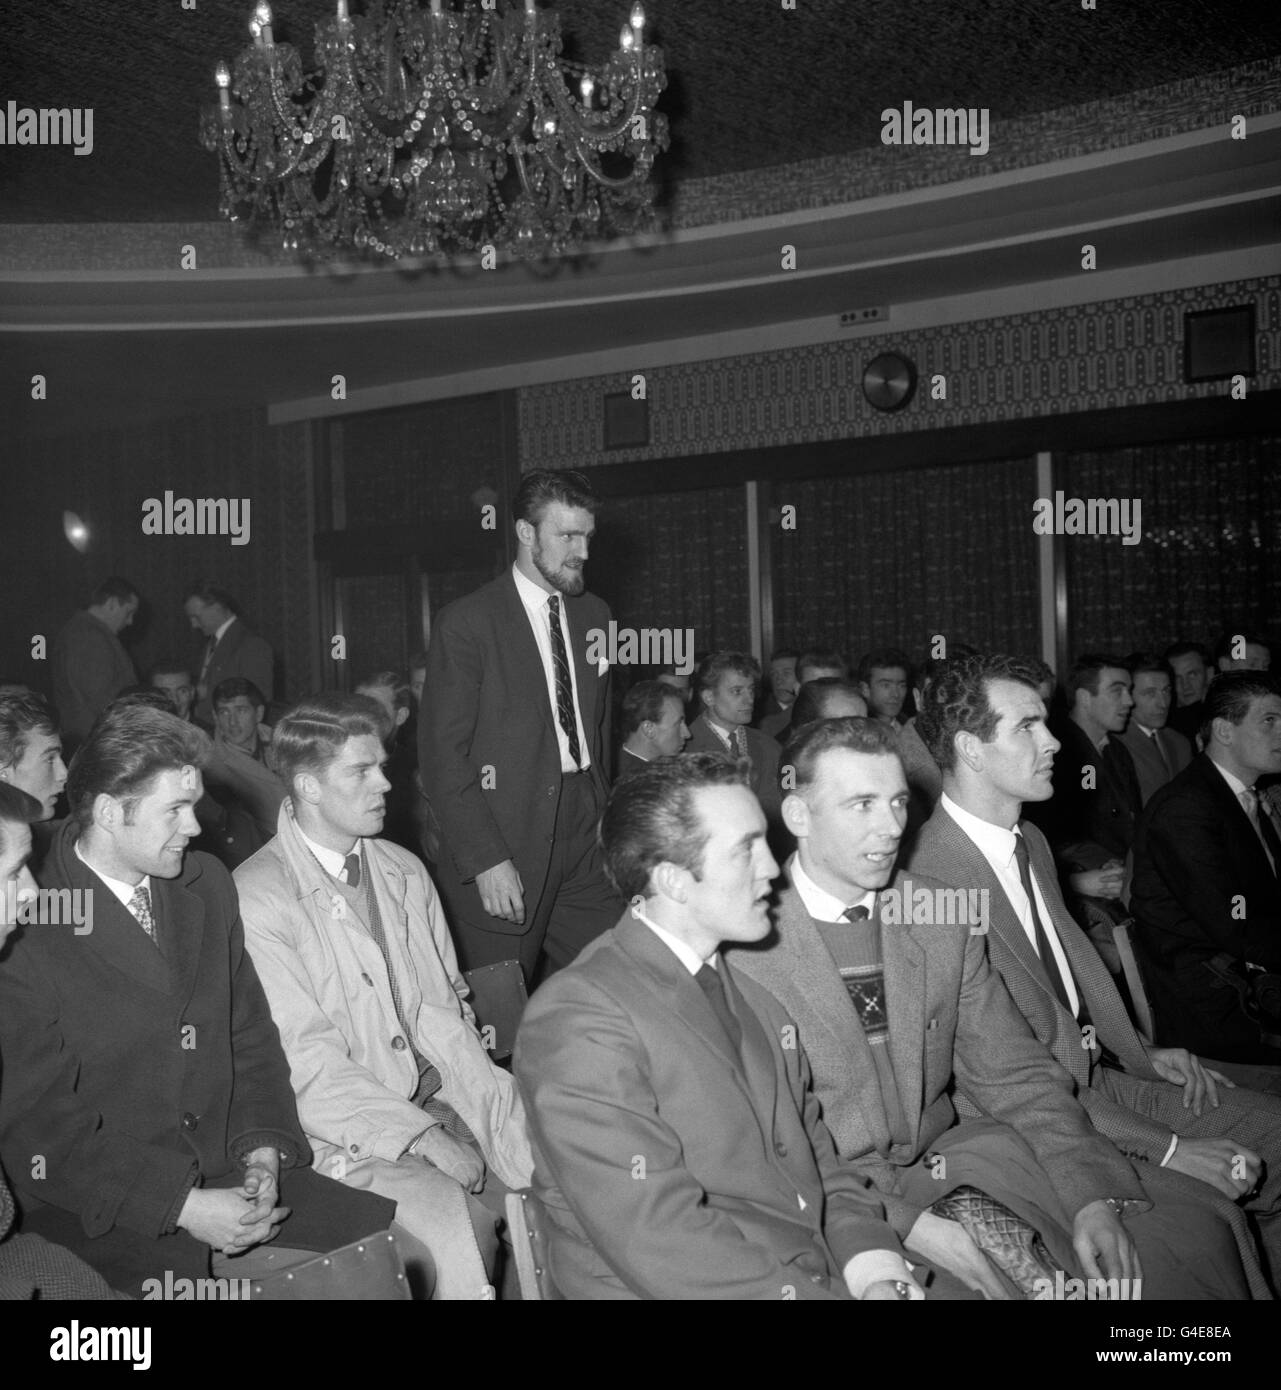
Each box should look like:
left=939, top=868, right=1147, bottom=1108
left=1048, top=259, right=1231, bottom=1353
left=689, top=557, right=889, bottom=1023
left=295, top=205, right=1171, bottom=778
left=3, top=408, right=314, bottom=701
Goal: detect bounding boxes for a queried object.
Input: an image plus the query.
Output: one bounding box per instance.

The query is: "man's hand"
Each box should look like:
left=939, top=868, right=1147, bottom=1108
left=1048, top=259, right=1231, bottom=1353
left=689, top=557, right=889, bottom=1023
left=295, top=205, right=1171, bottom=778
left=905, top=1211, right=1010, bottom=1300
left=862, top=1278, right=925, bottom=1300
left=238, top=1146, right=281, bottom=1221
left=1073, top=1200, right=1140, bottom=1286
left=416, top=1128, right=486, bottom=1193
left=1069, top=866, right=1125, bottom=900
left=1143, top=1046, right=1232, bottom=1115
left=477, top=860, right=524, bottom=925
left=1166, top=1137, right=1260, bottom=1201
left=176, top=1188, right=289, bottom=1254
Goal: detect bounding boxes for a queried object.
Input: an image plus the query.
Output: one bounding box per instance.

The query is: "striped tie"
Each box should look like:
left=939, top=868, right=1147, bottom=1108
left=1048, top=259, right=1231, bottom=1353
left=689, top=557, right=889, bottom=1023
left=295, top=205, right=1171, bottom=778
left=547, top=594, right=582, bottom=768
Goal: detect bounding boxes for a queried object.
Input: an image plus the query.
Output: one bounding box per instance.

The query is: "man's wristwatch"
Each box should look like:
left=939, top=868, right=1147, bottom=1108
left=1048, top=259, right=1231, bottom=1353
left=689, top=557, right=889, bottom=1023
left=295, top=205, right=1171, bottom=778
left=892, top=1280, right=913, bottom=1299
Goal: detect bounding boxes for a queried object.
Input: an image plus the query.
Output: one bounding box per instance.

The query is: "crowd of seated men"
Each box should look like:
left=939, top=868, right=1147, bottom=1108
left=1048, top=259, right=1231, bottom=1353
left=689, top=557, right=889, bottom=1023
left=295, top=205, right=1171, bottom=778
left=1, top=555, right=1278, bottom=1300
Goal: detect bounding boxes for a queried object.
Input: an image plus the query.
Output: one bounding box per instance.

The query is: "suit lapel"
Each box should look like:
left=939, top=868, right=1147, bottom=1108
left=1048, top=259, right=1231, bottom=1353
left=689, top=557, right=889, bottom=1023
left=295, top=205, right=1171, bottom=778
left=774, top=884, right=893, bottom=1154
left=615, top=914, right=751, bottom=1094
left=155, top=869, right=206, bottom=1005
left=720, top=959, right=780, bottom=1130
left=498, top=573, right=557, bottom=740
left=66, top=854, right=173, bottom=995
left=881, top=889, right=926, bottom=1152
left=1197, top=756, right=1278, bottom=882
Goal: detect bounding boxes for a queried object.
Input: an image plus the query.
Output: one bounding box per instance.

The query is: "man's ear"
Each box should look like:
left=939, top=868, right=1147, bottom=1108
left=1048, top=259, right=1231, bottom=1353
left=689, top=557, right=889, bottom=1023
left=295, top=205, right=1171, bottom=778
left=254, top=706, right=266, bottom=724
left=954, top=730, right=983, bottom=772
left=92, top=792, right=117, bottom=830
left=639, top=720, right=656, bottom=742
left=651, top=860, right=688, bottom=904
left=394, top=706, right=410, bottom=730
left=858, top=680, right=871, bottom=701
left=1209, top=715, right=1233, bottom=750
left=514, top=518, right=535, bottom=550
left=781, top=791, right=810, bottom=839
left=293, top=771, right=322, bottom=807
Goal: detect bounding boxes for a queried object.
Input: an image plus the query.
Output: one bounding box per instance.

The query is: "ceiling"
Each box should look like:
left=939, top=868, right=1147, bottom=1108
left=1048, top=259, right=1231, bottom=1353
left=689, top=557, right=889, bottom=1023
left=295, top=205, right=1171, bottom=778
left=2, top=0, right=1280, bottom=223
left=2, top=2, right=1279, bottom=439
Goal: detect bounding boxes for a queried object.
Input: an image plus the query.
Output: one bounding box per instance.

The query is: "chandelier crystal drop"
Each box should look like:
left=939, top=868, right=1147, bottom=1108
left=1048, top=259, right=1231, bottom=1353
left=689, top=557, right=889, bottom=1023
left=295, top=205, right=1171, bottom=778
left=200, top=0, right=668, bottom=264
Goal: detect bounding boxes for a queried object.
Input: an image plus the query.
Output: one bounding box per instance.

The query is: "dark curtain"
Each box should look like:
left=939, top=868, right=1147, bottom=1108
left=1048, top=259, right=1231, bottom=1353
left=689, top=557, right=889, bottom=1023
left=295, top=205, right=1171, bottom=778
left=1061, top=438, right=1281, bottom=655
left=590, top=486, right=750, bottom=656
left=770, top=458, right=1040, bottom=666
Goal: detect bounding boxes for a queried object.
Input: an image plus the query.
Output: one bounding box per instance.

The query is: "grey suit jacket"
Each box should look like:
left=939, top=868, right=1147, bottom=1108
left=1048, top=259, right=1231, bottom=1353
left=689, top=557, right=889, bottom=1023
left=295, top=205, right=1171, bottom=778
left=1117, top=723, right=1192, bottom=806
left=685, top=714, right=781, bottom=820
left=908, top=804, right=1177, bottom=1163
left=515, top=910, right=902, bottom=1299
left=730, top=869, right=1144, bottom=1235
left=196, top=617, right=275, bottom=722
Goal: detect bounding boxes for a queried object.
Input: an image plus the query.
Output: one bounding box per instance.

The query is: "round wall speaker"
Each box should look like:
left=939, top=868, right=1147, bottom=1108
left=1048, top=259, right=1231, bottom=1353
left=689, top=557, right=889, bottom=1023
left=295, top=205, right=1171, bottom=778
left=862, top=351, right=917, bottom=411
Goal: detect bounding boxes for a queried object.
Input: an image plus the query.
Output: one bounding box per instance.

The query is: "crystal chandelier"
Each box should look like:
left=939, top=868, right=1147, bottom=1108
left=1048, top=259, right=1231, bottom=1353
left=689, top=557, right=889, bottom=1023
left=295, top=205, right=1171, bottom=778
left=200, top=0, right=668, bottom=263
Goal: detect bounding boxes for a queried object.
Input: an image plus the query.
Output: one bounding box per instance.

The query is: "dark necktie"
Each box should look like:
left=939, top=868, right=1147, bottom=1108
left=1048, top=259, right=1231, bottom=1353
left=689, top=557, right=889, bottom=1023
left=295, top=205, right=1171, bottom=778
left=1242, top=789, right=1281, bottom=875
left=841, top=903, right=870, bottom=922
left=1011, top=833, right=1073, bottom=1013
left=1148, top=729, right=1174, bottom=781
left=695, top=962, right=742, bottom=1053
left=547, top=594, right=582, bottom=769
left=344, top=850, right=473, bottom=1141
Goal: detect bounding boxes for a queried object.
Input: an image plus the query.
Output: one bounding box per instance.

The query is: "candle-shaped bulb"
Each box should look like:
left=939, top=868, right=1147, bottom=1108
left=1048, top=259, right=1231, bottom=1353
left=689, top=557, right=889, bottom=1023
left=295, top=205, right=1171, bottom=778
left=619, top=24, right=634, bottom=52
left=337, top=0, right=349, bottom=20
left=430, top=0, right=442, bottom=13
left=525, top=0, right=537, bottom=14
left=579, top=74, right=594, bottom=105
left=215, top=61, right=231, bottom=88
left=254, top=1, right=273, bottom=25
left=630, top=3, right=645, bottom=30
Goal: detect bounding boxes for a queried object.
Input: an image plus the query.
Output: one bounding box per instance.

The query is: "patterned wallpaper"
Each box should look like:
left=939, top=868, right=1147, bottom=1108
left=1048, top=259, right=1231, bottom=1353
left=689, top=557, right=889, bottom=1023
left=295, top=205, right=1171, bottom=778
left=518, top=276, right=1280, bottom=469
left=672, top=58, right=1281, bottom=229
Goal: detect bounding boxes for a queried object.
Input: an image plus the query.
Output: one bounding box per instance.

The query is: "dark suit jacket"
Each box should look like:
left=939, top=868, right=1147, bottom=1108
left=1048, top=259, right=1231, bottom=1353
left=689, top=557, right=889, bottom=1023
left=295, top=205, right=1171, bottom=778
left=908, top=808, right=1172, bottom=1160
left=614, top=746, right=651, bottom=780
left=1130, top=754, right=1281, bottom=1061
left=50, top=610, right=136, bottom=744
left=515, top=910, right=901, bottom=1299
left=1117, top=723, right=1192, bottom=806
left=685, top=714, right=781, bottom=820
left=419, top=571, right=612, bottom=921
left=195, top=617, right=275, bottom=723
left=1046, top=718, right=1142, bottom=868
left=730, top=871, right=1143, bottom=1237
left=0, top=820, right=389, bottom=1291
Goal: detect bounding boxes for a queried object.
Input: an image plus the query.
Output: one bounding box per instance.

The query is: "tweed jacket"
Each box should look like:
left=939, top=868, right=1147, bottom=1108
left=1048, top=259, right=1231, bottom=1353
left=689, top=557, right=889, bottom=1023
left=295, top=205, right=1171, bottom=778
left=730, top=867, right=1144, bottom=1235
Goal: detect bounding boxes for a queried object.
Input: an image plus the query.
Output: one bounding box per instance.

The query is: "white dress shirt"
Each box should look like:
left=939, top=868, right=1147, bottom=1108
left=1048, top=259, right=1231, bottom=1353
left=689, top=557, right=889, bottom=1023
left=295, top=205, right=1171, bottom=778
left=630, top=902, right=713, bottom=975
left=296, top=824, right=358, bottom=882
left=790, top=854, right=875, bottom=923
left=75, top=838, right=151, bottom=910
left=512, top=564, right=591, bottom=775
left=940, top=794, right=1081, bottom=1018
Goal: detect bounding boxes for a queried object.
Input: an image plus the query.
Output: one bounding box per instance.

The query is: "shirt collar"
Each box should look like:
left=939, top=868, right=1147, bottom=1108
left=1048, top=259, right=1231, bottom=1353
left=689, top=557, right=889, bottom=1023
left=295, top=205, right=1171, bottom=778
left=1208, top=757, right=1250, bottom=799
left=512, top=562, right=558, bottom=616
left=295, top=822, right=357, bottom=881
left=74, top=837, right=150, bottom=908
left=790, top=852, right=876, bottom=923
left=630, top=902, right=714, bottom=976
left=213, top=614, right=236, bottom=643
left=940, top=791, right=1021, bottom=866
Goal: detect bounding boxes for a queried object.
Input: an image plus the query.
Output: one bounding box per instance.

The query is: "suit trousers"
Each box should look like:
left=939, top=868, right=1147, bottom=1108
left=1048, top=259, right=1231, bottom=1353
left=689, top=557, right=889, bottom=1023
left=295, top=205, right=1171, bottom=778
left=438, top=771, right=621, bottom=985
left=1101, top=1066, right=1281, bottom=1291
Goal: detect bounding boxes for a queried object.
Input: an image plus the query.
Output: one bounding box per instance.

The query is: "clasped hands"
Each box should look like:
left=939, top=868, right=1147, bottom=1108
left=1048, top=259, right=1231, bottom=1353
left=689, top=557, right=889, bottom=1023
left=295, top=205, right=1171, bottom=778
left=177, top=1146, right=290, bottom=1255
